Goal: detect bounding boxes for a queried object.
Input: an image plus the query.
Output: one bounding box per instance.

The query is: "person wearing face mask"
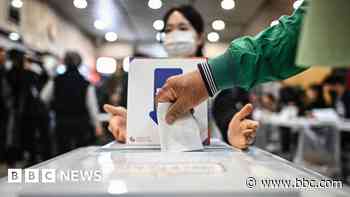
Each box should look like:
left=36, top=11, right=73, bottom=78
left=104, top=5, right=258, bottom=150
left=161, top=6, right=204, bottom=58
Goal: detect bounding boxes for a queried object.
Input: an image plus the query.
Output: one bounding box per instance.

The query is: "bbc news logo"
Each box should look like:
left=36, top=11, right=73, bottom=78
left=8, top=169, right=102, bottom=183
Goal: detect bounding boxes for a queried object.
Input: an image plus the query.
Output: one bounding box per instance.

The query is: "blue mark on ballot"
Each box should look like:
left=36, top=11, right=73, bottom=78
left=149, top=68, right=183, bottom=124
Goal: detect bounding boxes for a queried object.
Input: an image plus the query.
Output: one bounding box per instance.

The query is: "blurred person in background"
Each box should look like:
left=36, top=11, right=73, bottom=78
left=25, top=53, right=52, bottom=162
left=260, top=93, right=278, bottom=113
left=0, top=47, right=8, bottom=163
left=97, top=62, right=128, bottom=143
left=346, top=69, right=350, bottom=90
left=323, top=74, right=350, bottom=118
left=97, top=54, right=137, bottom=110
left=278, top=86, right=304, bottom=154
left=5, top=49, right=49, bottom=166
left=279, top=86, right=305, bottom=117
left=41, top=51, right=102, bottom=155
left=251, top=92, right=278, bottom=120
left=98, top=71, right=125, bottom=108
left=104, top=5, right=258, bottom=150
left=304, top=83, right=328, bottom=113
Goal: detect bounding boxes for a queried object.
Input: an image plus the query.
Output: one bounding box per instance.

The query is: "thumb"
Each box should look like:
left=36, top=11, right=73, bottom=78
left=103, top=104, right=127, bottom=117
left=234, top=103, right=253, bottom=121
left=165, top=99, right=188, bottom=124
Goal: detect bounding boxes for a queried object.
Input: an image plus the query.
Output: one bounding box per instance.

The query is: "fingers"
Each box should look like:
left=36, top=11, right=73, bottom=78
left=108, top=116, right=127, bottom=143
left=166, top=98, right=188, bottom=124
left=242, top=128, right=255, bottom=134
left=231, top=129, right=256, bottom=149
left=242, top=129, right=256, bottom=138
left=156, top=84, right=176, bottom=103
left=241, top=119, right=259, bottom=130
left=156, top=80, right=182, bottom=124
left=242, top=129, right=256, bottom=145
left=103, top=104, right=127, bottom=117
left=118, top=129, right=127, bottom=143
left=234, top=103, right=253, bottom=121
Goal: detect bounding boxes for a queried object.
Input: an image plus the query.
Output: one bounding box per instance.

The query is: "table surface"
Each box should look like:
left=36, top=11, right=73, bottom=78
left=0, top=140, right=349, bottom=197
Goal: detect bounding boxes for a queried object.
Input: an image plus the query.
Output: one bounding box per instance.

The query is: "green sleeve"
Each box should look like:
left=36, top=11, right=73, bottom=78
left=208, top=3, right=309, bottom=91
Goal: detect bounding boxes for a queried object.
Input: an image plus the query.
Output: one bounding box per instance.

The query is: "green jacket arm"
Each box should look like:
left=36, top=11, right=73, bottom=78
left=198, top=2, right=309, bottom=96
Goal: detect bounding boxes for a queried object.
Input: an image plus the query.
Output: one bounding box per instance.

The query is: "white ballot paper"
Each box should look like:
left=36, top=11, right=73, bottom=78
left=157, top=102, right=204, bottom=152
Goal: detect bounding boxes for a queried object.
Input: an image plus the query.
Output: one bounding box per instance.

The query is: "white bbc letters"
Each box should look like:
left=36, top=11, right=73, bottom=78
left=25, top=169, right=39, bottom=183
left=8, top=169, right=56, bottom=183
left=42, top=169, right=56, bottom=183
left=8, top=169, right=22, bottom=183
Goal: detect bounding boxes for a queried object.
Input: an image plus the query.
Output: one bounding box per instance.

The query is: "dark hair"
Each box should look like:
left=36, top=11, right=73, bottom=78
left=323, top=74, right=346, bottom=86
left=8, top=49, right=25, bottom=69
left=306, top=83, right=327, bottom=110
left=6, top=49, right=26, bottom=97
left=279, top=86, right=304, bottom=105
left=309, top=84, right=323, bottom=95
left=162, top=5, right=204, bottom=57
left=64, top=51, right=82, bottom=69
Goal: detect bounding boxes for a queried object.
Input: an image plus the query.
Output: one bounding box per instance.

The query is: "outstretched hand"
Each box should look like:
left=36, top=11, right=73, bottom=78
left=228, top=103, right=259, bottom=150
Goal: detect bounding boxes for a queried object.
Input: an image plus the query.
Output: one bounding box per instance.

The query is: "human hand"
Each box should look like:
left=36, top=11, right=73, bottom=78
left=228, top=103, right=259, bottom=150
left=156, top=70, right=209, bottom=124
left=103, top=104, right=127, bottom=143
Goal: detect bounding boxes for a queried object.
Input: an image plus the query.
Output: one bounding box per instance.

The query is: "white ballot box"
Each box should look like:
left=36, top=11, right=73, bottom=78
left=0, top=142, right=349, bottom=197
left=127, top=58, right=209, bottom=145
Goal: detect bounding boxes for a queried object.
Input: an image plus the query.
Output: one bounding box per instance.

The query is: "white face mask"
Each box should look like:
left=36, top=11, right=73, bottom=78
left=163, top=30, right=198, bottom=57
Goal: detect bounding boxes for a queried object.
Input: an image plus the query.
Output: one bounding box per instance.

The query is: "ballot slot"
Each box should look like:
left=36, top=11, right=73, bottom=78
left=98, top=139, right=231, bottom=153
left=126, top=58, right=209, bottom=146
left=97, top=147, right=232, bottom=153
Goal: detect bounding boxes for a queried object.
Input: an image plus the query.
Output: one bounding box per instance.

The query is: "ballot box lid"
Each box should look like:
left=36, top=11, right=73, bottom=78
left=0, top=143, right=349, bottom=197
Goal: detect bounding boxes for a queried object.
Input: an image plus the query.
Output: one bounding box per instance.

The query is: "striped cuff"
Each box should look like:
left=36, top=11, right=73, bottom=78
left=197, top=61, right=218, bottom=97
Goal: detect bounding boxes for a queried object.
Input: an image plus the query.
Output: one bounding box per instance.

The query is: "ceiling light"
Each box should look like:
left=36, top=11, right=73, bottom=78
left=105, top=32, right=118, bottom=42
left=9, top=32, right=20, bottom=41
left=293, top=0, right=303, bottom=10
left=221, top=0, right=235, bottom=10
left=270, top=20, right=279, bottom=27
left=148, top=0, right=162, bottom=9
left=153, top=20, right=164, bottom=31
left=207, top=32, right=220, bottom=42
left=73, top=0, right=87, bottom=9
left=11, top=0, right=23, bottom=8
left=56, top=65, right=66, bottom=75
left=212, top=20, right=225, bottom=31
left=94, top=19, right=107, bottom=30
left=96, top=57, right=117, bottom=74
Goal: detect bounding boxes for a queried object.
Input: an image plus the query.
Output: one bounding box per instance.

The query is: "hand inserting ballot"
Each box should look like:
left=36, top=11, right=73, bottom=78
left=227, top=103, right=259, bottom=150
left=156, top=70, right=209, bottom=124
